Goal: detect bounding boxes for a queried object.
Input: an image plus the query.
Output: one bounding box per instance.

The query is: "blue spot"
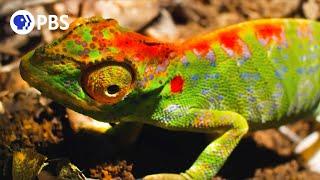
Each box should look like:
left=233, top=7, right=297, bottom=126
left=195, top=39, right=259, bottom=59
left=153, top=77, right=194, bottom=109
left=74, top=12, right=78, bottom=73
left=243, top=50, right=251, bottom=60
left=206, top=50, right=216, bottom=66
left=271, top=103, right=278, bottom=111
left=240, top=72, right=249, bottom=80
left=272, top=57, right=279, bottom=63
left=276, top=83, right=282, bottom=89
left=272, top=92, right=282, bottom=98
left=237, top=59, right=245, bottom=66
left=246, top=87, right=254, bottom=93
left=217, top=95, right=224, bottom=101
left=257, top=103, right=264, bottom=111
left=296, top=68, right=304, bottom=74
left=210, top=61, right=216, bottom=67
left=240, top=73, right=260, bottom=81
left=310, top=53, right=317, bottom=59
left=156, top=65, right=166, bottom=73
left=201, top=89, right=210, bottom=95
left=308, top=65, right=319, bottom=74
left=165, top=104, right=181, bottom=113
left=206, top=50, right=215, bottom=60
left=214, top=73, right=220, bottom=79
left=253, top=74, right=261, bottom=80
left=205, top=73, right=220, bottom=80
left=248, top=96, right=256, bottom=102
left=181, top=56, right=189, bottom=67
left=191, top=75, right=200, bottom=81
left=275, top=70, right=282, bottom=78
left=209, top=97, right=215, bottom=103
left=282, top=66, right=288, bottom=72
left=282, top=54, right=289, bottom=60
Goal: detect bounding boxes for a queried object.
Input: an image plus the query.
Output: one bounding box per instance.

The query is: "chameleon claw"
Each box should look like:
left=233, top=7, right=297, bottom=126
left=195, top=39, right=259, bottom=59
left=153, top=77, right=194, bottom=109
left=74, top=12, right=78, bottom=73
left=143, top=173, right=191, bottom=180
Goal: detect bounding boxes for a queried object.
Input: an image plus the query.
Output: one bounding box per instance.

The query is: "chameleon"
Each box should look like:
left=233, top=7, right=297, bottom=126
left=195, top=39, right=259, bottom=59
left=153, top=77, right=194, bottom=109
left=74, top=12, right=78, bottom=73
left=20, top=17, right=320, bottom=179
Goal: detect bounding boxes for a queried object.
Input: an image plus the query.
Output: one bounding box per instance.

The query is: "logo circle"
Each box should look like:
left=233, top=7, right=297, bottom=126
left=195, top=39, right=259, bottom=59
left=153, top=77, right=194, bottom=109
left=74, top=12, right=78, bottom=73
left=10, top=10, right=35, bottom=35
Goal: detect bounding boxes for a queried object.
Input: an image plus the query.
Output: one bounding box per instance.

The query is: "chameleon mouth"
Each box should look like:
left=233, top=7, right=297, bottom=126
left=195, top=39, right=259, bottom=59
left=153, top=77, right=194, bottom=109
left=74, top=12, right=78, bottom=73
left=20, top=50, right=44, bottom=87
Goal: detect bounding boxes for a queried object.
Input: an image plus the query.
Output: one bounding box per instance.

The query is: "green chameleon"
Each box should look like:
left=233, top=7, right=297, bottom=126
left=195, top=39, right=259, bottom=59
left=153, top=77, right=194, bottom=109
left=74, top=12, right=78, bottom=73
left=20, top=17, right=320, bottom=179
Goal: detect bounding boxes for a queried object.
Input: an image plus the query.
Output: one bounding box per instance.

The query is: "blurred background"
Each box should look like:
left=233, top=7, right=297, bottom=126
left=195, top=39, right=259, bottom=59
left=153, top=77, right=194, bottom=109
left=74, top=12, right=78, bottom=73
left=1, top=0, right=320, bottom=179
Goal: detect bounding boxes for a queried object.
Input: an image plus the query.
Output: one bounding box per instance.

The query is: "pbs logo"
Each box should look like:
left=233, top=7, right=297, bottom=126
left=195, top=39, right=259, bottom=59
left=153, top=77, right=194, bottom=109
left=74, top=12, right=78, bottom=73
left=10, top=10, right=69, bottom=35
left=10, top=10, right=35, bottom=35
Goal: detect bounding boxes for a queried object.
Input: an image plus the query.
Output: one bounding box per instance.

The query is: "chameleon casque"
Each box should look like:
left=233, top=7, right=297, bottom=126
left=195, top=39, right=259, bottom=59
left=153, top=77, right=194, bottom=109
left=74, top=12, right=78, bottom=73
left=20, top=17, right=320, bottom=179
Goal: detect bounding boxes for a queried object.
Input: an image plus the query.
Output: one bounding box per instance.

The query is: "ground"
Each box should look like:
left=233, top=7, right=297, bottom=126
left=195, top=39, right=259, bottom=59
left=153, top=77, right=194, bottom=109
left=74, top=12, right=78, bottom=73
left=1, top=0, right=320, bottom=179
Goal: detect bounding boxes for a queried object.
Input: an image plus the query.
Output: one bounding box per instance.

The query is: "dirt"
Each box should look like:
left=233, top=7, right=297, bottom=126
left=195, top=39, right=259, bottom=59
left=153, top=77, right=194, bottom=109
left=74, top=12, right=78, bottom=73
left=1, top=0, right=320, bottom=179
left=90, top=161, right=134, bottom=180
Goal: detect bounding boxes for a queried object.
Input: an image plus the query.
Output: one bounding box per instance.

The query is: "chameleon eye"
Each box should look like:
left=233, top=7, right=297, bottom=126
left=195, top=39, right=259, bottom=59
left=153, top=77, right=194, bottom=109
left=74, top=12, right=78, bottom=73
left=81, top=62, right=135, bottom=105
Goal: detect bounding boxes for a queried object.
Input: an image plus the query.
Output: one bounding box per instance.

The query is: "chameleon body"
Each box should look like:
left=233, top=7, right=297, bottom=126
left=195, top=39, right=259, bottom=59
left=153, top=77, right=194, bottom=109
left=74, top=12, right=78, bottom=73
left=20, top=17, right=320, bottom=179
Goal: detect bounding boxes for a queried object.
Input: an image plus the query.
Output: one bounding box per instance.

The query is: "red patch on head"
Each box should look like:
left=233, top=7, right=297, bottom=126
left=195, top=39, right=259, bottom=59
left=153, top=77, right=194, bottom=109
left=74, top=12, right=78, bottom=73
left=218, top=29, right=243, bottom=55
left=255, top=24, right=283, bottom=44
left=170, top=75, right=184, bottom=93
left=114, top=32, right=174, bottom=62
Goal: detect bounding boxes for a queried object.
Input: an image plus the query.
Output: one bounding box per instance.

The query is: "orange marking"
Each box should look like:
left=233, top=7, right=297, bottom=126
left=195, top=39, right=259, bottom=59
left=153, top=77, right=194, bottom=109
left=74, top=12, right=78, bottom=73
left=255, top=23, right=284, bottom=44
left=114, top=32, right=175, bottom=62
left=218, top=29, right=244, bottom=55
left=188, top=41, right=210, bottom=54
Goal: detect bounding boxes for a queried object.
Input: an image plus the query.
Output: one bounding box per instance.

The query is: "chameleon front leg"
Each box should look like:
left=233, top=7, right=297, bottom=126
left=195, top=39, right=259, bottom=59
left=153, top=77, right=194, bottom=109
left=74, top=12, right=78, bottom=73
left=144, top=109, right=249, bottom=180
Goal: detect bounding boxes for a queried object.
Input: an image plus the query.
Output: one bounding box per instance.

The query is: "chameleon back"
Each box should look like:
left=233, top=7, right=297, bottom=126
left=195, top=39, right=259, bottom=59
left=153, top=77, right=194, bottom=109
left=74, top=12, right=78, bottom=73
left=161, top=19, right=320, bottom=129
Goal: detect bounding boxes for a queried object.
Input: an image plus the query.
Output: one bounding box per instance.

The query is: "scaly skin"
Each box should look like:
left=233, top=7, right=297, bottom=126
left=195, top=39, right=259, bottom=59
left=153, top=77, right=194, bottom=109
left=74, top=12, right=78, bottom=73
left=20, top=17, right=320, bottom=179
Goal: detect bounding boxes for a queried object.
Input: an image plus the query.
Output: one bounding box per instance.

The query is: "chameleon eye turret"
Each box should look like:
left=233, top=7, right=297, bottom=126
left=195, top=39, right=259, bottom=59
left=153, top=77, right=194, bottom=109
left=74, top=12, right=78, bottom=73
left=81, top=62, right=135, bottom=105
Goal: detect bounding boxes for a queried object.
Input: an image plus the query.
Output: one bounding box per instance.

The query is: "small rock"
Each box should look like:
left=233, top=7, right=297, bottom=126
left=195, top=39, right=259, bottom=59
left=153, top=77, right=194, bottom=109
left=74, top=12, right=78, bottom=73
left=82, top=0, right=160, bottom=31
left=303, top=0, right=320, bottom=20
left=145, top=9, right=179, bottom=42
left=240, top=0, right=300, bottom=18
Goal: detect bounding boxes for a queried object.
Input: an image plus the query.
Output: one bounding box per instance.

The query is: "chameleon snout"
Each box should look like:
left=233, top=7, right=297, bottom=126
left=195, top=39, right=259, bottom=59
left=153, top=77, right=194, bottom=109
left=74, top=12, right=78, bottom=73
left=20, top=49, right=36, bottom=83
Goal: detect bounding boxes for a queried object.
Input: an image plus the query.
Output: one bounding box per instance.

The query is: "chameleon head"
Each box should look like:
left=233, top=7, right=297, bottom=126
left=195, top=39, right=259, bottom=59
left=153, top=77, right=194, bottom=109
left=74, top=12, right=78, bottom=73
left=20, top=17, right=176, bottom=121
